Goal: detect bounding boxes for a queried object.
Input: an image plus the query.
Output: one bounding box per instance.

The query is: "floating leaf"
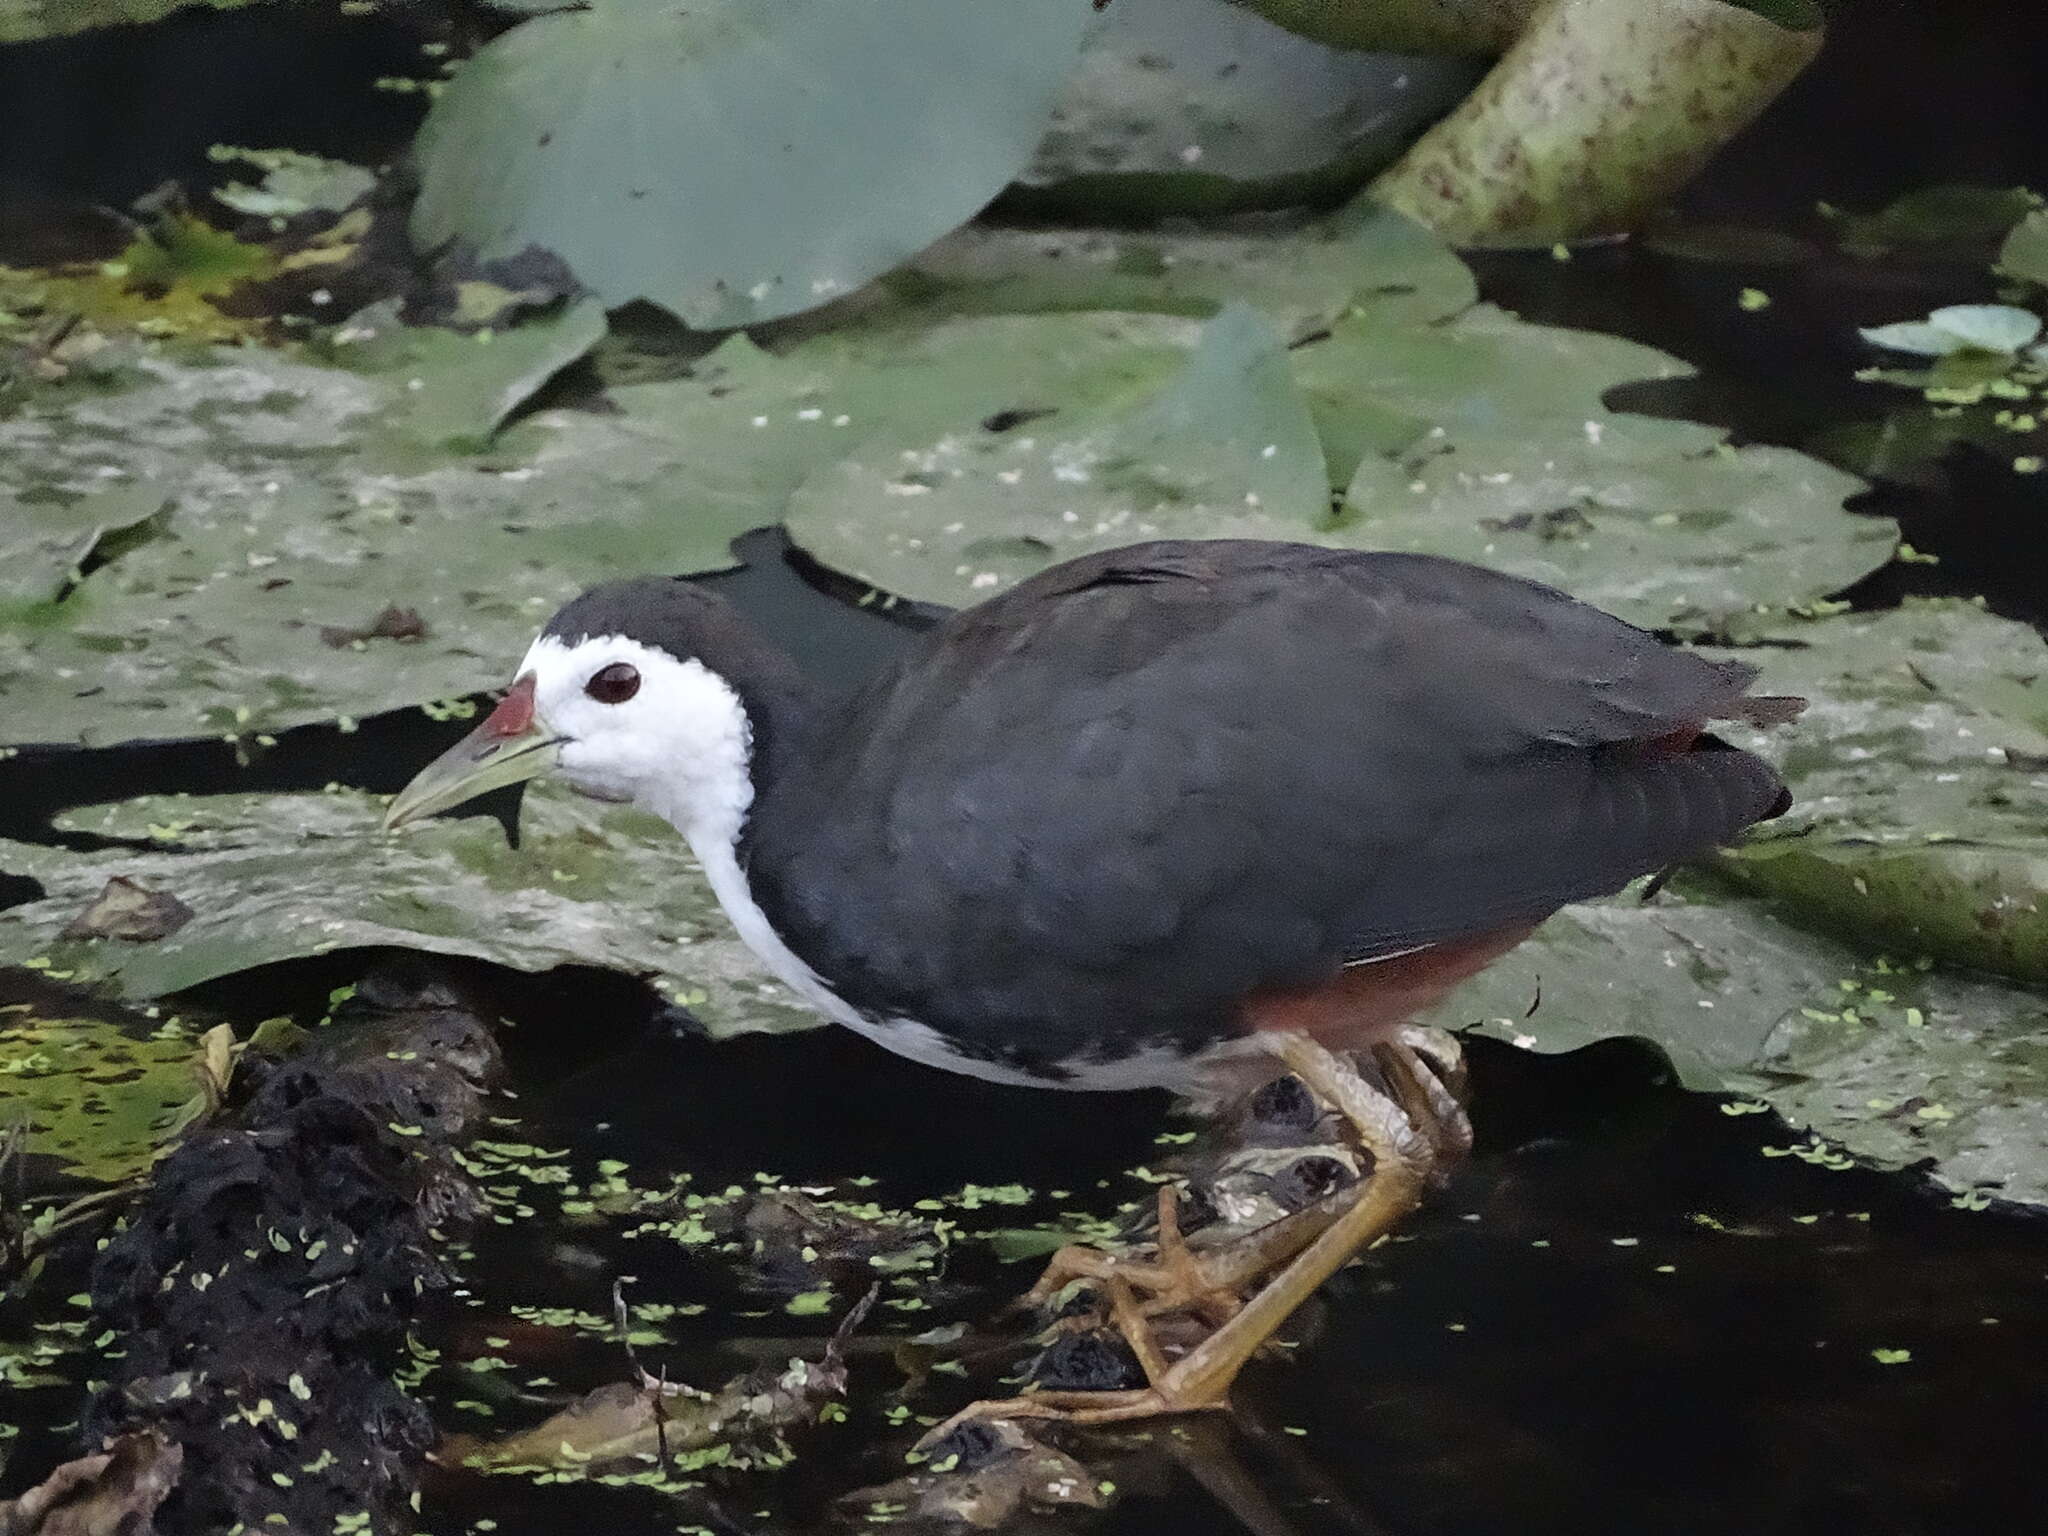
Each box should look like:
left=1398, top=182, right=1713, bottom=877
left=1448, top=888, right=2048, bottom=1207
left=786, top=303, right=1328, bottom=606
left=1997, top=211, right=2048, bottom=287
left=208, top=146, right=376, bottom=221
left=328, top=296, right=609, bottom=451
left=1316, top=304, right=1893, bottom=634
left=1019, top=0, right=1480, bottom=215
left=1709, top=600, right=2048, bottom=987
left=1831, top=183, right=2042, bottom=261
left=1860, top=305, right=2043, bottom=357
left=0, top=480, right=167, bottom=610
left=793, top=290, right=1889, bottom=630
left=411, top=0, right=1091, bottom=327
left=116, top=213, right=274, bottom=299
left=0, top=784, right=812, bottom=1036
left=856, top=199, right=1476, bottom=340
left=0, top=311, right=1188, bottom=747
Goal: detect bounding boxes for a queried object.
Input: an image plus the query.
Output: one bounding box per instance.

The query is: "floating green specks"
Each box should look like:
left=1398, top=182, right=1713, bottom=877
left=0, top=992, right=213, bottom=1187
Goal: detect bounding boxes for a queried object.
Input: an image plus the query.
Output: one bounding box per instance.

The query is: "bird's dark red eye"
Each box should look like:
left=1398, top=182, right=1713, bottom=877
left=585, top=662, right=640, bottom=704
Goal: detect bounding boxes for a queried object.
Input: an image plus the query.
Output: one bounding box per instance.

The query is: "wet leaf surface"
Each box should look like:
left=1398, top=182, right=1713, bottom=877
left=331, top=296, right=609, bottom=452
left=786, top=303, right=1328, bottom=605
left=1445, top=886, right=2048, bottom=1206
left=793, top=287, right=1893, bottom=633
left=0, top=311, right=1191, bottom=748
left=848, top=199, right=1476, bottom=339
left=0, top=784, right=811, bottom=1036
left=1708, top=600, right=2048, bottom=987
left=0, top=480, right=166, bottom=610
left=411, top=0, right=1091, bottom=327
left=1020, top=0, right=1481, bottom=215
left=1317, top=303, right=1896, bottom=635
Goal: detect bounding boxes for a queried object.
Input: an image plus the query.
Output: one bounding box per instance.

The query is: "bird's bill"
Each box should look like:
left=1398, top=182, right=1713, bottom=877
left=382, top=674, right=561, bottom=830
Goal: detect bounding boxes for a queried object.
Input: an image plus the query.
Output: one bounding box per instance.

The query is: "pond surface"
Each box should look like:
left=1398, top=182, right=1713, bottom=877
left=4, top=2, right=2048, bottom=1531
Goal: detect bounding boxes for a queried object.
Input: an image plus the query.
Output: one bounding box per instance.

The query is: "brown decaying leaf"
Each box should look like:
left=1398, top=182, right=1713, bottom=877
left=318, top=605, right=429, bottom=649
left=58, top=878, right=194, bottom=944
left=443, top=1288, right=876, bottom=1475
left=0, top=1431, right=181, bottom=1536
left=840, top=1418, right=1107, bottom=1529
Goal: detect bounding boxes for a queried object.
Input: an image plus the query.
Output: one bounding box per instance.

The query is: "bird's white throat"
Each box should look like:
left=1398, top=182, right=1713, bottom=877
left=522, top=633, right=858, bottom=1026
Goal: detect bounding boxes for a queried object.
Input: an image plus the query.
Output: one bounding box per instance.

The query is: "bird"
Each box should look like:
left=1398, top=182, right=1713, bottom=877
left=383, top=537, right=1800, bottom=1429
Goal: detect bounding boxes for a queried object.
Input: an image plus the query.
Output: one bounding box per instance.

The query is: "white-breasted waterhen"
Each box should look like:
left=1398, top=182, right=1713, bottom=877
left=384, top=538, right=1801, bottom=1429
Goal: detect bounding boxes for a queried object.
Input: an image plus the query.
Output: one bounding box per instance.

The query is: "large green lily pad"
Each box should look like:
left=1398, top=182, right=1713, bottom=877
left=1441, top=888, right=2048, bottom=1206
left=0, top=310, right=1194, bottom=748
left=846, top=200, right=1478, bottom=340
left=1707, top=600, right=2048, bottom=986
left=1319, top=304, right=1897, bottom=634
left=1020, top=0, right=1482, bottom=215
left=411, top=0, right=1090, bottom=328
left=0, top=784, right=812, bottom=1037
left=786, top=303, right=1329, bottom=605
left=791, top=293, right=1892, bottom=630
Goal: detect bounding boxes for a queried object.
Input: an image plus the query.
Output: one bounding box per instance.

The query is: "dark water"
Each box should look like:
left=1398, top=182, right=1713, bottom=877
left=6, top=1, right=2048, bottom=1531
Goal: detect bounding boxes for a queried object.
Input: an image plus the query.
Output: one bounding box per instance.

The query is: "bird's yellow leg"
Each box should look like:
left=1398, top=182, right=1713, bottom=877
left=919, top=1032, right=1440, bottom=1446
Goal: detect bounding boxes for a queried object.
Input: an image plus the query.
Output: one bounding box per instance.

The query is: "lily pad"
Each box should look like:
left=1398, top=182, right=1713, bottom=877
left=411, top=0, right=1091, bottom=327
left=1998, top=211, right=2048, bottom=288
left=1830, top=184, right=2043, bottom=262
left=1444, top=888, right=2048, bottom=1207
left=1707, top=600, right=2048, bottom=987
left=0, top=480, right=167, bottom=610
left=1019, top=0, right=1482, bottom=215
left=790, top=292, right=1893, bottom=632
left=0, top=311, right=1191, bottom=748
left=209, top=146, right=376, bottom=221
left=786, top=303, right=1329, bottom=605
left=850, top=199, right=1477, bottom=340
left=0, top=784, right=812, bottom=1036
left=329, top=296, right=609, bottom=451
left=1860, top=304, right=2043, bottom=358
left=1318, top=304, right=1894, bottom=634
left=0, top=994, right=216, bottom=1186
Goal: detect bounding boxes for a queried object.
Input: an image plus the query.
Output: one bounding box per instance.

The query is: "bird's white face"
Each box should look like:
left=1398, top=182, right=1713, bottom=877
left=382, top=631, right=756, bottom=847
left=521, top=634, right=755, bottom=841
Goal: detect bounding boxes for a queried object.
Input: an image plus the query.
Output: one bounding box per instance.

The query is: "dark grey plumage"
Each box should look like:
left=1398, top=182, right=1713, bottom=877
left=713, top=541, right=1796, bottom=1077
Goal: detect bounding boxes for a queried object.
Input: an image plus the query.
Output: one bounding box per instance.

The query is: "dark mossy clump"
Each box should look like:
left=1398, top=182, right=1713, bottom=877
left=79, top=970, right=503, bottom=1534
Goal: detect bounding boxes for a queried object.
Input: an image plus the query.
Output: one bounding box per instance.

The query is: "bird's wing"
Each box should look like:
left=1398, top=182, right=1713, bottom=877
left=756, top=542, right=1792, bottom=1037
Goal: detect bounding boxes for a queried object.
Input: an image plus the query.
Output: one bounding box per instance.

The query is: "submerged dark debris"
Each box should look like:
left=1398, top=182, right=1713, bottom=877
left=79, top=969, right=503, bottom=1535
